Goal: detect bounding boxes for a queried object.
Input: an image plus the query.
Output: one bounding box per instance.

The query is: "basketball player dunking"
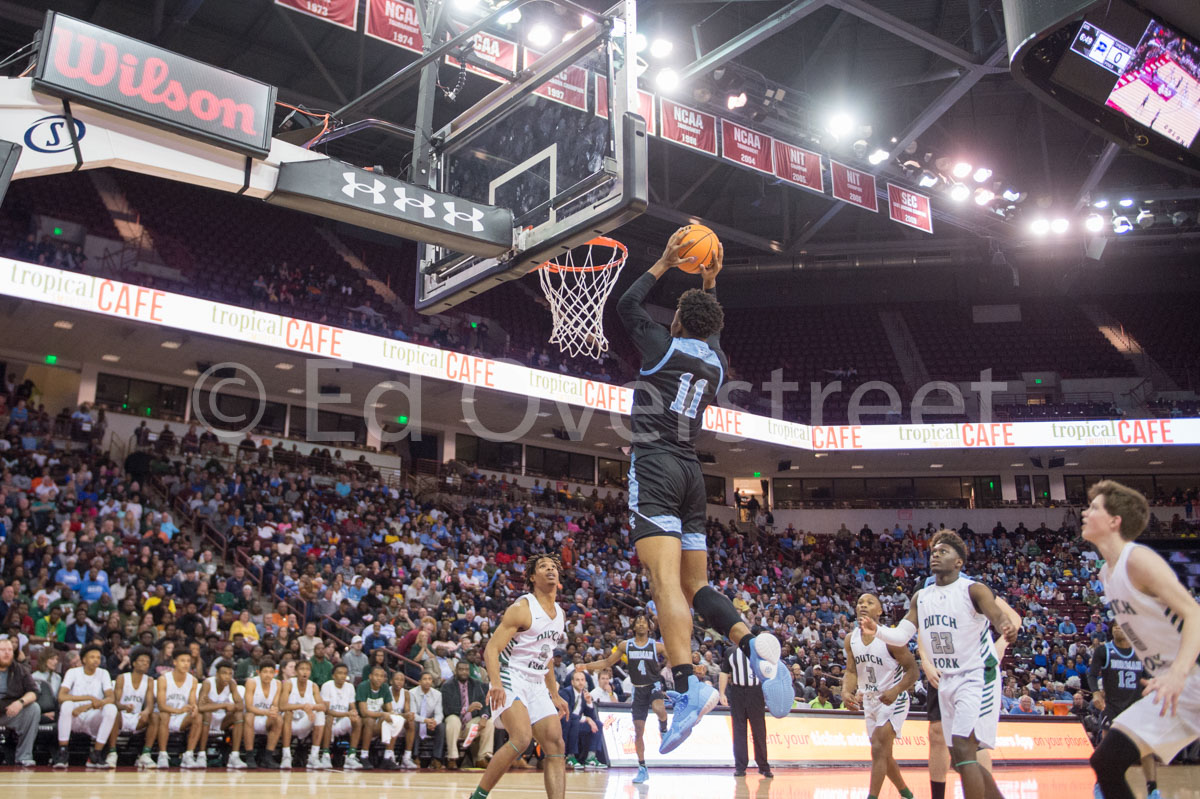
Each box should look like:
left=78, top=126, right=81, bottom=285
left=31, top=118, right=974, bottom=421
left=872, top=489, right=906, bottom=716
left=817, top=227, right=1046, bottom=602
left=467, top=554, right=570, bottom=799
left=843, top=593, right=919, bottom=799
left=1082, top=481, right=1200, bottom=799
left=616, top=228, right=792, bottom=755
left=1089, top=623, right=1161, bottom=799
left=861, top=530, right=1017, bottom=799
left=576, top=615, right=669, bottom=783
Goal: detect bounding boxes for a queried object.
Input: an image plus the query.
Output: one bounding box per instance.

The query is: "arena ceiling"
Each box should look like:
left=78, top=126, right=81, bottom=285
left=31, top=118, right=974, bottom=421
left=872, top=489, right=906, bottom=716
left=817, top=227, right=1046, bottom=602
left=2, top=0, right=1199, bottom=264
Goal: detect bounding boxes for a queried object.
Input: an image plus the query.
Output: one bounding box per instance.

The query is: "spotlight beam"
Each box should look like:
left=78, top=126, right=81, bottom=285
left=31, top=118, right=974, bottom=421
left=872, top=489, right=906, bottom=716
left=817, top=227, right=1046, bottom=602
left=678, top=0, right=830, bottom=81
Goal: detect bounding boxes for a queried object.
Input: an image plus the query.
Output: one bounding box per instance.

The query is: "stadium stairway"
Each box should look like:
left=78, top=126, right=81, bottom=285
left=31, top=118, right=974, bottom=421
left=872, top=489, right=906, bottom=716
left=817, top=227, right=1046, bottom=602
left=1080, top=303, right=1180, bottom=393
left=315, top=227, right=412, bottom=317
left=877, top=308, right=931, bottom=391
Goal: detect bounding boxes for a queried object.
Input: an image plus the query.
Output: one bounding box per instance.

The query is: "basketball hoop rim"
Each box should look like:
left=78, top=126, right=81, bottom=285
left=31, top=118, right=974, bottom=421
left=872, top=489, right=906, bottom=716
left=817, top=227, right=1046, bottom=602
left=535, top=236, right=628, bottom=273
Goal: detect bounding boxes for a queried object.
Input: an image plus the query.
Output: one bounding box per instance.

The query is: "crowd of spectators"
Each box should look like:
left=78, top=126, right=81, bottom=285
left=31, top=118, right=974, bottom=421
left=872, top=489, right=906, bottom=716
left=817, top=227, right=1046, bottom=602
left=3, top=367, right=1200, bottom=766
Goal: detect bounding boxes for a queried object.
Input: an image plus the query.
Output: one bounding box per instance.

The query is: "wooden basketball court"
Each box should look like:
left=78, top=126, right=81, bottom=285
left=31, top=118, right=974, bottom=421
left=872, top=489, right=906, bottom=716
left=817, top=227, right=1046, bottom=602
left=6, top=765, right=1198, bottom=799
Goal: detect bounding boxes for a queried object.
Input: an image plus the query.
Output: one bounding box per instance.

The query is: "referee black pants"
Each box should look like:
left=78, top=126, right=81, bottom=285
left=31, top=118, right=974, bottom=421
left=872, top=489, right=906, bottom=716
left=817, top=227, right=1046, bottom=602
left=729, top=684, right=769, bottom=771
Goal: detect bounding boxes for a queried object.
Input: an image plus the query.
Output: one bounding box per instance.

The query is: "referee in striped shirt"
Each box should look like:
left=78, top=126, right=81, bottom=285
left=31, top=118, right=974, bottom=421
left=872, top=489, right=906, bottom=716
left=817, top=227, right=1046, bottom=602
left=719, top=636, right=774, bottom=778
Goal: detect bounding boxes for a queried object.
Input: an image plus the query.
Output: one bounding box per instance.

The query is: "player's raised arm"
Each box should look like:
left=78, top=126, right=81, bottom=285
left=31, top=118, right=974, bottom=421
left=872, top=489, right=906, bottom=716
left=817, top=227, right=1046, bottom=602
left=616, top=229, right=689, bottom=359
left=484, top=600, right=531, bottom=711
left=968, top=582, right=1018, bottom=644
left=883, top=644, right=920, bottom=704
left=700, top=240, right=724, bottom=351
left=1126, top=545, right=1200, bottom=715
left=859, top=592, right=920, bottom=646
left=992, top=597, right=1022, bottom=660
left=576, top=640, right=625, bottom=673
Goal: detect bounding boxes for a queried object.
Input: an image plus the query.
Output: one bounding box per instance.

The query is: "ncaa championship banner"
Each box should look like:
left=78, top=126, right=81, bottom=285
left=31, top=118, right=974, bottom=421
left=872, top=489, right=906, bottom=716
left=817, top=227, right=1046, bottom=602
left=598, top=708, right=1094, bottom=767
left=3, top=257, right=1200, bottom=453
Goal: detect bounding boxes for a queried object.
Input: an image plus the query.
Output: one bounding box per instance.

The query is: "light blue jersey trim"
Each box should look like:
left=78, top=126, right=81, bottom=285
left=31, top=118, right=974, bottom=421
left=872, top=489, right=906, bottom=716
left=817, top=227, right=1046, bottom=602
left=629, top=452, right=639, bottom=512
left=635, top=511, right=682, bottom=534
left=682, top=533, right=707, bottom=551
left=640, top=338, right=725, bottom=389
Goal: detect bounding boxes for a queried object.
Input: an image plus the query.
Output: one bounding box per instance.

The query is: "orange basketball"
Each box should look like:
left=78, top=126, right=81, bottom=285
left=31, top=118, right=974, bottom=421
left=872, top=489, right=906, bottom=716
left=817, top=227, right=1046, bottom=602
left=675, top=225, right=719, bottom=274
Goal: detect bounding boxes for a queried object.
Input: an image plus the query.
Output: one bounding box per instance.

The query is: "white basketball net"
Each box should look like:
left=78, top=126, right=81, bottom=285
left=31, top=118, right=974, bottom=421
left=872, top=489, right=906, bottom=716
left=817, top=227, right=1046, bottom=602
left=536, top=237, right=629, bottom=359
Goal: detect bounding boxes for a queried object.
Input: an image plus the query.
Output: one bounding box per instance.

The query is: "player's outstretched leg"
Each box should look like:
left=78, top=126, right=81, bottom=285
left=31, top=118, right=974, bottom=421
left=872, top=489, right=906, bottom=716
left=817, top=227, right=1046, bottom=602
left=683, top=549, right=791, bottom=718
left=1090, top=727, right=1142, bottom=799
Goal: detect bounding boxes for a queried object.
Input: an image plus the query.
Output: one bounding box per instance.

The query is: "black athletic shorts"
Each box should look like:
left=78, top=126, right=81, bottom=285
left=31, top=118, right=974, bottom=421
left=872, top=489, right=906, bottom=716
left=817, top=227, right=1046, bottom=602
left=926, top=683, right=941, bottom=722
left=628, top=450, right=707, bottom=551
left=631, top=683, right=666, bottom=722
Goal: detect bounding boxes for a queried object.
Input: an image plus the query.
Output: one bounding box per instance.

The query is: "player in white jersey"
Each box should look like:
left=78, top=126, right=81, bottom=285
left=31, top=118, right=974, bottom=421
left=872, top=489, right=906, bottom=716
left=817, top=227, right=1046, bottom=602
left=843, top=593, right=919, bottom=799
left=279, top=659, right=326, bottom=769
left=55, top=644, right=118, bottom=769
left=111, top=648, right=157, bottom=768
left=242, top=659, right=282, bottom=769
left=1082, top=481, right=1200, bottom=799
left=154, top=650, right=198, bottom=769
left=468, top=554, right=570, bottom=799
left=862, top=531, right=1017, bottom=799
left=319, top=662, right=364, bottom=769
left=193, top=658, right=247, bottom=769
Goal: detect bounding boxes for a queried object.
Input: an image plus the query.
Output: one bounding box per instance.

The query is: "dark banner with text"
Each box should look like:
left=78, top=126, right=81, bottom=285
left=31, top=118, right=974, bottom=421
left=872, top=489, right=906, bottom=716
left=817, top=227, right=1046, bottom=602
left=275, top=0, right=359, bottom=31
left=33, top=12, right=276, bottom=157
left=772, top=140, right=824, bottom=194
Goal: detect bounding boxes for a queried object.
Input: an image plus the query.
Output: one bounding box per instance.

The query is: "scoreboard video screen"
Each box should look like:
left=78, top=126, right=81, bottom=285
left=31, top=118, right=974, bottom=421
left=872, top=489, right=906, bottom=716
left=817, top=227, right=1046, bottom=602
left=1052, top=4, right=1200, bottom=154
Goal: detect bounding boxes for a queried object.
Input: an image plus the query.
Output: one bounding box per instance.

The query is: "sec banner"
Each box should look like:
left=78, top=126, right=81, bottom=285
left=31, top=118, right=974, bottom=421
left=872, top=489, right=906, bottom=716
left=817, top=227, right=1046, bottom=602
left=659, top=99, right=717, bottom=155
left=275, top=0, right=359, bottom=30
left=830, top=160, right=878, bottom=212
left=773, top=140, right=824, bottom=194
left=888, top=182, right=933, bottom=234
left=599, top=708, right=1094, bottom=767
left=721, top=120, right=774, bottom=174
left=365, top=0, right=423, bottom=54
left=524, top=50, right=588, bottom=111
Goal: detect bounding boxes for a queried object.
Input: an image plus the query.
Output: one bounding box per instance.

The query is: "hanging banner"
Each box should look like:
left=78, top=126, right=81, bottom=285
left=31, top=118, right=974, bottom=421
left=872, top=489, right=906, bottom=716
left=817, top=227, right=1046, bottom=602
left=887, top=182, right=934, bottom=234
left=275, top=0, right=359, bottom=31
left=524, top=50, right=589, bottom=111
left=773, top=140, right=824, bottom=194
left=659, top=99, right=717, bottom=155
left=446, top=28, right=518, bottom=83
left=594, top=76, right=656, bottom=135
left=365, top=0, right=423, bottom=54
left=830, top=160, right=878, bottom=212
left=720, top=120, right=773, bottom=174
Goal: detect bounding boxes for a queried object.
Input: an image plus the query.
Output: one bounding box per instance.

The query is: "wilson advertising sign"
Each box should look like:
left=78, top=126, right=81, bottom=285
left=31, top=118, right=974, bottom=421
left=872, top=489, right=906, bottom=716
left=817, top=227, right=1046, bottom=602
left=33, top=12, right=276, bottom=157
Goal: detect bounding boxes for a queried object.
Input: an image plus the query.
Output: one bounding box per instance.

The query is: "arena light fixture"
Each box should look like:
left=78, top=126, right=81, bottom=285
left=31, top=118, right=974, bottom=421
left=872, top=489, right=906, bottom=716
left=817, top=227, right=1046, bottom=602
left=182, top=368, right=200, bottom=377
left=53, top=320, right=73, bottom=329
left=850, top=465, right=864, bottom=470
left=826, top=112, right=854, bottom=139
left=1149, top=460, right=1164, bottom=465
left=949, top=184, right=970, bottom=202
left=868, top=148, right=889, bottom=165
left=1118, top=197, right=1135, bottom=207
left=1085, top=213, right=1105, bottom=233
left=274, top=362, right=294, bottom=370
left=918, top=170, right=939, bottom=188
left=974, top=188, right=994, bottom=206
left=929, top=463, right=944, bottom=468
left=1066, top=462, right=1079, bottom=466
left=727, top=92, right=748, bottom=110
left=1093, top=199, right=1109, bottom=209
left=161, top=340, right=181, bottom=349
left=497, top=7, right=521, bottom=24
left=287, top=388, right=304, bottom=394
left=1112, top=215, right=1133, bottom=234
left=453, top=0, right=479, bottom=10
left=580, top=13, right=594, bottom=26
left=527, top=24, right=554, bottom=47
left=1172, top=211, right=1190, bottom=226
left=101, top=354, right=120, bottom=362
left=1136, top=209, right=1155, bottom=228
left=951, top=161, right=972, bottom=179
left=633, top=32, right=648, bottom=53
left=650, top=38, right=673, bottom=59
left=656, top=68, right=679, bottom=91
left=1030, top=218, right=1050, bottom=235
left=1002, top=188, right=1022, bottom=202
left=1051, top=217, right=1069, bottom=234
left=972, top=166, right=993, bottom=183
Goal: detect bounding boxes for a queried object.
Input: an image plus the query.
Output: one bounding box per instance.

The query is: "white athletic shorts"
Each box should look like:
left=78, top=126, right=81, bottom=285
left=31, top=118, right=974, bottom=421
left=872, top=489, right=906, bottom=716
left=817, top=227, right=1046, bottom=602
left=381, top=714, right=405, bottom=744
left=289, top=710, right=325, bottom=739
left=209, top=710, right=227, bottom=734
left=494, top=670, right=558, bottom=730
left=864, top=691, right=911, bottom=738
left=252, top=714, right=276, bottom=734
left=120, top=711, right=143, bottom=734
left=1113, top=668, right=1200, bottom=763
left=939, top=668, right=1001, bottom=750
left=167, top=712, right=190, bottom=733
left=330, top=717, right=353, bottom=737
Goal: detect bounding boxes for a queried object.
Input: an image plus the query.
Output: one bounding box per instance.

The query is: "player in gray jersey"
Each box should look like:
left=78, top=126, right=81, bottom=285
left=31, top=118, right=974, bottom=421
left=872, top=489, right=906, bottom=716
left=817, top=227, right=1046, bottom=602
left=1083, top=481, right=1200, bottom=799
